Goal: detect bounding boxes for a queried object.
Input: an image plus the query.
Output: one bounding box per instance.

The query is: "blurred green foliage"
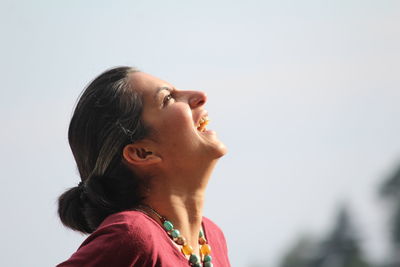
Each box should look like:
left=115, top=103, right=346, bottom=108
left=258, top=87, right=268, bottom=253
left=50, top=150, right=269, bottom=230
left=275, top=162, right=400, bottom=267
left=380, top=164, right=400, bottom=266
left=279, top=206, right=371, bottom=267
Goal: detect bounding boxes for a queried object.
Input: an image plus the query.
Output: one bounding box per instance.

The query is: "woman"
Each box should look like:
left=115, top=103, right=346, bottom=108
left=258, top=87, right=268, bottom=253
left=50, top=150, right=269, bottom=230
left=57, top=67, right=230, bottom=267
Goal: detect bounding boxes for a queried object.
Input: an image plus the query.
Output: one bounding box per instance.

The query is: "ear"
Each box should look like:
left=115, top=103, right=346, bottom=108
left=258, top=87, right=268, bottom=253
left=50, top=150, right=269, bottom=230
left=122, top=143, right=162, bottom=166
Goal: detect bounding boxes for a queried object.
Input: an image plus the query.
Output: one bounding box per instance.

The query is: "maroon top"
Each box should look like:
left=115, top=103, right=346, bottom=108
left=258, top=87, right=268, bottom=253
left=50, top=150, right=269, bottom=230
left=57, top=210, right=231, bottom=267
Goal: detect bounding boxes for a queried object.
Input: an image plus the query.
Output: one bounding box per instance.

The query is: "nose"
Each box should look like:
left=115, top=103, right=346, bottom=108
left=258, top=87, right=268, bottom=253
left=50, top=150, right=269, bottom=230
left=188, top=90, right=207, bottom=109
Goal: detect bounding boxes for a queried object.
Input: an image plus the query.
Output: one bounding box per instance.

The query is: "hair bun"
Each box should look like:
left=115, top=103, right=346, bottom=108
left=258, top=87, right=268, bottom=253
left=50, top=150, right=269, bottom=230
left=78, top=181, right=84, bottom=187
left=58, top=185, right=91, bottom=233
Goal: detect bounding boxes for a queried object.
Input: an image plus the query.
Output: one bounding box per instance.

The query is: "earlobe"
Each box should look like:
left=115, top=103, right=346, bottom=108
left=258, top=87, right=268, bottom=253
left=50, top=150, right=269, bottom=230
left=123, top=144, right=161, bottom=166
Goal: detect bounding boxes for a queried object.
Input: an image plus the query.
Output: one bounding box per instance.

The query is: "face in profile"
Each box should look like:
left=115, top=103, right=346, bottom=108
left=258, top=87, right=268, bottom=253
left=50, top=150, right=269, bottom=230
left=129, top=72, right=227, bottom=167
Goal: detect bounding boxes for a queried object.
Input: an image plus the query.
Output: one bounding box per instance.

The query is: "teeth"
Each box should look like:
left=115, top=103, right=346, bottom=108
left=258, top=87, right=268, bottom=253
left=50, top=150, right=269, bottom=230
left=197, top=116, right=209, bottom=132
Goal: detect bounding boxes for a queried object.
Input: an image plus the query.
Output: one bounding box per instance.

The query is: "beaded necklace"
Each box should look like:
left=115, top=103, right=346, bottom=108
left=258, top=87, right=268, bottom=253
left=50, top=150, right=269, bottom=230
left=139, top=205, right=213, bottom=267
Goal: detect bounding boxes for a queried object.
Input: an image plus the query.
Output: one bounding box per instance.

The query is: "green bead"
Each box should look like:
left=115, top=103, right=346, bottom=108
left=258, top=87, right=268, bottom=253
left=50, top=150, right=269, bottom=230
left=193, top=263, right=202, bottom=267
left=171, top=229, right=180, bottom=238
left=204, top=255, right=212, bottom=262
left=199, top=229, right=204, bottom=238
left=204, top=262, right=213, bottom=267
left=163, top=220, right=174, bottom=231
left=189, top=254, right=199, bottom=264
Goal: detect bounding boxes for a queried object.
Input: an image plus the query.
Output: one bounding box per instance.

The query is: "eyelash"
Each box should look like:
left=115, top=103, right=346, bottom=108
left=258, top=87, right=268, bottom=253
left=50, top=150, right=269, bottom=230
left=163, top=93, right=173, bottom=106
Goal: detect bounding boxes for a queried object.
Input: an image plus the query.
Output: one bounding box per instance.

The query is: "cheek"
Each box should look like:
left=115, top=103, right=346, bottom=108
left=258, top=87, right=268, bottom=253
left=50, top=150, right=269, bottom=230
left=160, top=105, right=195, bottom=139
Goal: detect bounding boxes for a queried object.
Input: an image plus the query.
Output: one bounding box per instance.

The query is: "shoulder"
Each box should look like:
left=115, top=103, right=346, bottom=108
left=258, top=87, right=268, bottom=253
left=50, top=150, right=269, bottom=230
left=202, top=216, right=231, bottom=267
left=98, top=210, right=159, bottom=235
left=57, top=211, right=164, bottom=267
left=202, top=216, right=225, bottom=239
left=86, top=210, right=162, bottom=249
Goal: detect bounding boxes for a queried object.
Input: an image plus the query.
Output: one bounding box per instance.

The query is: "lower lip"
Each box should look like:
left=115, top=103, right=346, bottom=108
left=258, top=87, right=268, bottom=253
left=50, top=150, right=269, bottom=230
left=201, top=129, right=216, bottom=135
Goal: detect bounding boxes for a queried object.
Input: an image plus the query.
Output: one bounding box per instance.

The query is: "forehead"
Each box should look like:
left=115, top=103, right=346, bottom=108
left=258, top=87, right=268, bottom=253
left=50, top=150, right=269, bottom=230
left=129, top=72, right=172, bottom=98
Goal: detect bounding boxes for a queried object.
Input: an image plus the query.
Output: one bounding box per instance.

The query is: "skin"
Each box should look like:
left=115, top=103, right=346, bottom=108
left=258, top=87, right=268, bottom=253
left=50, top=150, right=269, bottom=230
left=122, top=72, right=227, bottom=259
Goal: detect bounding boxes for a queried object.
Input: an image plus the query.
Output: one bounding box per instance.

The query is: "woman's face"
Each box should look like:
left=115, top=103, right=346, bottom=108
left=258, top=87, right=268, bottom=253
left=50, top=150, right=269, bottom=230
left=129, top=72, right=227, bottom=166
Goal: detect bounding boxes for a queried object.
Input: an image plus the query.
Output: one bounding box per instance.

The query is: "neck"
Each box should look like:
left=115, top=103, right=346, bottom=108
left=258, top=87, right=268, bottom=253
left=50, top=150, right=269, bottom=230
left=145, top=192, right=204, bottom=247
left=142, top=159, right=218, bottom=250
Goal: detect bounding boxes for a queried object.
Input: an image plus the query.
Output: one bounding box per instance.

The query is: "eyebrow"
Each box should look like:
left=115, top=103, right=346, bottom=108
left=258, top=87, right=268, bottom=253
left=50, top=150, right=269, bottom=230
left=154, top=86, right=173, bottom=101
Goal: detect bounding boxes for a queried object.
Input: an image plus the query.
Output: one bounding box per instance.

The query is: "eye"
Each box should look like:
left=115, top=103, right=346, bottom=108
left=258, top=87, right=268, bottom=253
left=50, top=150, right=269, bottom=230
left=163, top=93, right=173, bottom=106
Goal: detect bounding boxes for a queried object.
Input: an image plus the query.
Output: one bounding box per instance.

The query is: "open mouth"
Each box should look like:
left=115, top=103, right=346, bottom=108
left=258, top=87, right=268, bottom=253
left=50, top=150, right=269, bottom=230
left=196, top=116, right=209, bottom=132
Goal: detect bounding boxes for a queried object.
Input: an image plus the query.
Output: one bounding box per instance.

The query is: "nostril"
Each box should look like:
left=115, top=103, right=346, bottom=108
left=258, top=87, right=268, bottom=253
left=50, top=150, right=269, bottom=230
left=191, top=98, right=204, bottom=108
left=197, top=99, right=205, bottom=106
left=190, top=91, right=207, bottom=108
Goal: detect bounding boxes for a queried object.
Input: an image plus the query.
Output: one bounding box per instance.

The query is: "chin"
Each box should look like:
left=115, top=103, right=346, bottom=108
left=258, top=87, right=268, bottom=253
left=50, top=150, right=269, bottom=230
left=198, top=130, right=227, bottom=158
left=211, top=141, right=228, bottom=159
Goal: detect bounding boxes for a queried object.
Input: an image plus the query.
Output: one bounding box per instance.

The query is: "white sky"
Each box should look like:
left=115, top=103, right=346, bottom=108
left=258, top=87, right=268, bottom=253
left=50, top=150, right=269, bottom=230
left=1, top=0, right=399, bottom=266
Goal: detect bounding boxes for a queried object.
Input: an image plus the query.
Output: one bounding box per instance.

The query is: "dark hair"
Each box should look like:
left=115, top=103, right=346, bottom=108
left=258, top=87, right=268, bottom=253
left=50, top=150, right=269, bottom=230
left=58, top=66, right=150, bottom=234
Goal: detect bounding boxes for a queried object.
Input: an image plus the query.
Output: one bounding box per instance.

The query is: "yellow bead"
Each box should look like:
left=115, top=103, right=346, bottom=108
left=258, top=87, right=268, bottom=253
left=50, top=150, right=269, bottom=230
left=200, top=244, right=211, bottom=255
left=181, top=244, right=193, bottom=255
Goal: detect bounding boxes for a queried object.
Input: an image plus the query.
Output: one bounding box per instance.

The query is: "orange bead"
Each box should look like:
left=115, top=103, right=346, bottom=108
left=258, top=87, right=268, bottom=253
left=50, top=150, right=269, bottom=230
left=181, top=244, right=194, bottom=255
left=200, top=244, right=211, bottom=255
left=176, top=236, right=186, bottom=245
left=199, top=236, right=207, bottom=245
